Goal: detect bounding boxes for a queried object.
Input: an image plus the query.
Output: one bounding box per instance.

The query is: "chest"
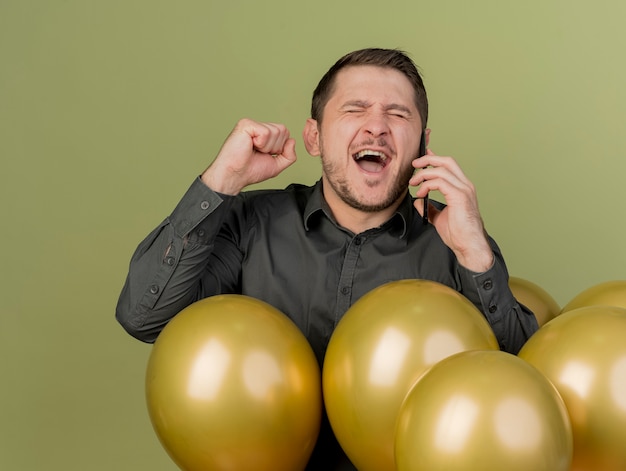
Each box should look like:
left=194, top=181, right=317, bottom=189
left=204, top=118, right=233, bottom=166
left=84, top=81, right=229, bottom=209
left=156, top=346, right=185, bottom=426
left=240, top=224, right=455, bottom=319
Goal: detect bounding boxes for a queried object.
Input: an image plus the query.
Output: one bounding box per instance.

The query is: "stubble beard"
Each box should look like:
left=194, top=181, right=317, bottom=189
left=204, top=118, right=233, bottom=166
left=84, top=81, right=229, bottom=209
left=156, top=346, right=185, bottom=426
left=321, top=156, right=415, bottom=213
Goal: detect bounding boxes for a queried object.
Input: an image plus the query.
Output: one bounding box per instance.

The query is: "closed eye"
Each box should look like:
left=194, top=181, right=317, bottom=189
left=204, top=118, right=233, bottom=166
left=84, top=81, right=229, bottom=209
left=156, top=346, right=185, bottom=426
left=389, top=112, right=409, bottom=119
left=385, top=105, right=412, bottom=120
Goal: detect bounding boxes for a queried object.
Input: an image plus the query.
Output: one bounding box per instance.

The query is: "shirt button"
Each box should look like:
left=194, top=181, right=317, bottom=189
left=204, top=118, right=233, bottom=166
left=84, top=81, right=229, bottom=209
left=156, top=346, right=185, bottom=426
left=354, top=237, right=362, bottom=246
left=489, top=304, right=497, bottom=313
left=197, top=229, right=206, bottom=238
left=483, top=279, right=493, bottom=290
left=150, top=285, right=160, bottom=295
left=165, top=257, right=175, bottom=266
left=341, top=286, right=351, bottom=295
left=200, top=201, right=210, bottom=210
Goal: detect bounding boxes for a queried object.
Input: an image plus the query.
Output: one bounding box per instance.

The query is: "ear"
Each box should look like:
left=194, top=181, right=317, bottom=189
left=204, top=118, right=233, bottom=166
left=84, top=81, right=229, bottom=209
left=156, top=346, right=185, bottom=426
left=303, top=118, right=321, bottom=156
left=424, top=128, right=431, bottom=147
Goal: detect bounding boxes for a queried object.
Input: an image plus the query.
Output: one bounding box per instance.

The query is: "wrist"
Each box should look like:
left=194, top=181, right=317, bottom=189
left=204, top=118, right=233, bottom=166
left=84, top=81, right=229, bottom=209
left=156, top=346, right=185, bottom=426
left=200, top=167, right=243, bottom=195
left=456, top=243, right=494, bottom=273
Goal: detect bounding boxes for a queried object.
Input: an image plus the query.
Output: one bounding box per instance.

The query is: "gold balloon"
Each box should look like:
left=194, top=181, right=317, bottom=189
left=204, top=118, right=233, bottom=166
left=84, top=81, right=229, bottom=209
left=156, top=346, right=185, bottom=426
left=518, top=306, right=626, bottom=471
left=146, top=295, right=322, bottom=471
left=395, top=350, right=573, bottom=471
left=561, top=280, right=626, bottom=313
left=322, top=279, right=499, bottom=471
left=509, top=276, right=561, bottom=326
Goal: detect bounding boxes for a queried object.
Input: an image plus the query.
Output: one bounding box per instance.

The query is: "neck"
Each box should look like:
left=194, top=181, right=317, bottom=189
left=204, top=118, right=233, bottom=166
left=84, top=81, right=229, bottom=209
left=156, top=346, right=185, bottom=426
left=321, top=180, right=404, bottom=234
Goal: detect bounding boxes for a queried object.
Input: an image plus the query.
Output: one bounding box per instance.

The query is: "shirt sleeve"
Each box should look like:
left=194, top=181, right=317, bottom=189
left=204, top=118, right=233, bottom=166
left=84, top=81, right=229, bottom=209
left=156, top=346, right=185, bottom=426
left=455, top=239, right=539, bottom=354
left=115, top=177, right=237, bottom=343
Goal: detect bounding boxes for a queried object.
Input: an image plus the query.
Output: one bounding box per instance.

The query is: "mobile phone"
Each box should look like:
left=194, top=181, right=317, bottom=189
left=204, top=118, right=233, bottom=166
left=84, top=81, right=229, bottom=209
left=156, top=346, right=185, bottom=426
left=419, top=130, right=426, bottom=157
left=419, top=130, right=428, bottom=225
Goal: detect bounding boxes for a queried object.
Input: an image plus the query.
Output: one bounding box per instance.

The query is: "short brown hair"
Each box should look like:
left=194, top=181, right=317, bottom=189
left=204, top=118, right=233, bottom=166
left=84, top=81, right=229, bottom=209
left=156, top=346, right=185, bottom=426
left=311, top=48, right=428, bottom=129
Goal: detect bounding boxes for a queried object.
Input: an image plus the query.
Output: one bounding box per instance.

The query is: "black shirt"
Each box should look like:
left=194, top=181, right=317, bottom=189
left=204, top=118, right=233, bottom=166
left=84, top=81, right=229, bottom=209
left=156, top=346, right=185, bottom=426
left=116, top=177, right=538, bottom=469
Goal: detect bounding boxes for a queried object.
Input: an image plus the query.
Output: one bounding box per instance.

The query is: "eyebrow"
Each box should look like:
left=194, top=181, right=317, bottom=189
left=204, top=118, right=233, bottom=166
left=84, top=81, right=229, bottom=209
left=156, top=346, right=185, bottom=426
left=384, top=103, right=413, bottom=115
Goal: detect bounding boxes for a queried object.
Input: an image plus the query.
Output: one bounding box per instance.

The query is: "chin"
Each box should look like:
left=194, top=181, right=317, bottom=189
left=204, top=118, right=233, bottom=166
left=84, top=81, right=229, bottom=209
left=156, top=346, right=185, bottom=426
left=351, top=192, right=398, bottom=213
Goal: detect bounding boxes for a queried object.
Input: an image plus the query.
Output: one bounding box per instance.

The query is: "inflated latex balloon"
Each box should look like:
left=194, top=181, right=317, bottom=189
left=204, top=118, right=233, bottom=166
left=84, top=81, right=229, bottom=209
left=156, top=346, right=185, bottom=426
left=518, top=306, right=626, bottom=471
left=395, top=350, right=573, bottom=471
left=509, top=276, right=560, bottom=326
left=323, top=279, right=499, bottom=471
left=146, top=295, right=322, bottom=471
left=561, top=280, right=626, bottom=313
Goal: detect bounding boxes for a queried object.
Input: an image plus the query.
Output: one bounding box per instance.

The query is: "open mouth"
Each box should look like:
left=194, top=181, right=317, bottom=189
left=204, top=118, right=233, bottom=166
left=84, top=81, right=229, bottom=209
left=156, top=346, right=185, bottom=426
left=353, top=149, right=388, bottom=173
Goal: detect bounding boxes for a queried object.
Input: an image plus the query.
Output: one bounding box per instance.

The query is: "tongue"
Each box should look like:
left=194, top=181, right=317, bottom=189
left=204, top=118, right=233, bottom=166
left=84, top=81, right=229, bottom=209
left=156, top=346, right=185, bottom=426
left=357, top=159, right=384, bottom=173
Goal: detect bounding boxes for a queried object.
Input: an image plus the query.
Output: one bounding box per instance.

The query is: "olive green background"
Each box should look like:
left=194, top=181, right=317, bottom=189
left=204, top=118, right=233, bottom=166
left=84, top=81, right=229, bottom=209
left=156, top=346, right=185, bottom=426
left=2, top=1, right=625, bottom=469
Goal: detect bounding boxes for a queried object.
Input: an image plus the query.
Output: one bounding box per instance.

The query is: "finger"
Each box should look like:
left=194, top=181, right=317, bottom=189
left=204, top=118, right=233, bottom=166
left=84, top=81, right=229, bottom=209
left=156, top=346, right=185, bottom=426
left=409, top=164, right=452, bottom=187
left=251, top=122, right=291, bottom=154
left=275, top=138, right=298, bottom=169
left=412, top=148, right=437, bottom=169
left=412, top=153, right=462, bottom=175
left=412, top=156, right=472, bottom=191
left=411, top=168, right=471, bottom=204
left=431, top=155, right=470, bottom=186
left=263, top=123, right=291, bottom=155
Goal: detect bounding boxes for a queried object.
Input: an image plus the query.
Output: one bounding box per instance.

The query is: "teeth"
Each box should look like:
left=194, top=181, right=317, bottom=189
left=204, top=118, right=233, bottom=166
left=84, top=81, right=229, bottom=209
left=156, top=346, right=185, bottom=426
left=354, top=150, right=387, bottom=161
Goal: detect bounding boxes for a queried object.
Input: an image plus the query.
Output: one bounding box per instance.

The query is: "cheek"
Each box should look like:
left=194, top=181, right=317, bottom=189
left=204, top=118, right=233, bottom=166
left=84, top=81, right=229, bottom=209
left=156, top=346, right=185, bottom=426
left=397, top=131, right=421, bottom=158
left=321, top=124, right=355, bottom=154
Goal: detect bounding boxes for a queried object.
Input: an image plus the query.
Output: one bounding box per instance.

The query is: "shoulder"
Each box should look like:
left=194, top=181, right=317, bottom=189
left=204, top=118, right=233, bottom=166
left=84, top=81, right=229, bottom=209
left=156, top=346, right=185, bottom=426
left=239, top=182, right=316, bottom=217
left=241, top=182, right=314, bottom=203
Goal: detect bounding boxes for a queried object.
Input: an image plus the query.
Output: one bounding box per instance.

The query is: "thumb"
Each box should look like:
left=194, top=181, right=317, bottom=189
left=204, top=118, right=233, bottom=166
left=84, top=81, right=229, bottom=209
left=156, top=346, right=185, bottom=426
left=276, top=138, right=298, bottom=170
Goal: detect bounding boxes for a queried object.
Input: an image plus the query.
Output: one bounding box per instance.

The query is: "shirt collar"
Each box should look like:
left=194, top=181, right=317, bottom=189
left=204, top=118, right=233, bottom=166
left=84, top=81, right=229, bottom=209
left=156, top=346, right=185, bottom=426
left=303, top=180, right=331, bottom=231
left=303, top=180, right=414, bottom=239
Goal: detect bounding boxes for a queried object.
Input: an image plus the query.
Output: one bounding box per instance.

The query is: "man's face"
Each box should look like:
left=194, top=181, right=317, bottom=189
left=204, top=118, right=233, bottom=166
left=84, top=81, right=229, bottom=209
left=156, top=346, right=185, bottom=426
left=307, top=65, right=423, bottom=213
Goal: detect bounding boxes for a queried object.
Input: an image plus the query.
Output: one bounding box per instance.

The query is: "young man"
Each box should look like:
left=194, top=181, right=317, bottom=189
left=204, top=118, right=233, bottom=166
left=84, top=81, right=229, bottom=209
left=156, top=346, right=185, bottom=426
left=116, top=48, right=538, bottom=469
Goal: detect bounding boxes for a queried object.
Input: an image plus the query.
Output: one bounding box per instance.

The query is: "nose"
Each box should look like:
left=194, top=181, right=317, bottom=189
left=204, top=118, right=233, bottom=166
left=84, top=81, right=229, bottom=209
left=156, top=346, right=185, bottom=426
left=363, top=112, right=390, bottom=138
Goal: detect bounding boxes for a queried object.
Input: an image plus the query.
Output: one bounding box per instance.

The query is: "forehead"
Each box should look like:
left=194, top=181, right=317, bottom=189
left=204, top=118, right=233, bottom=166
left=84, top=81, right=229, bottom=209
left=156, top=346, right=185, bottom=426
left=329, top=65, right=417, bottom=107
